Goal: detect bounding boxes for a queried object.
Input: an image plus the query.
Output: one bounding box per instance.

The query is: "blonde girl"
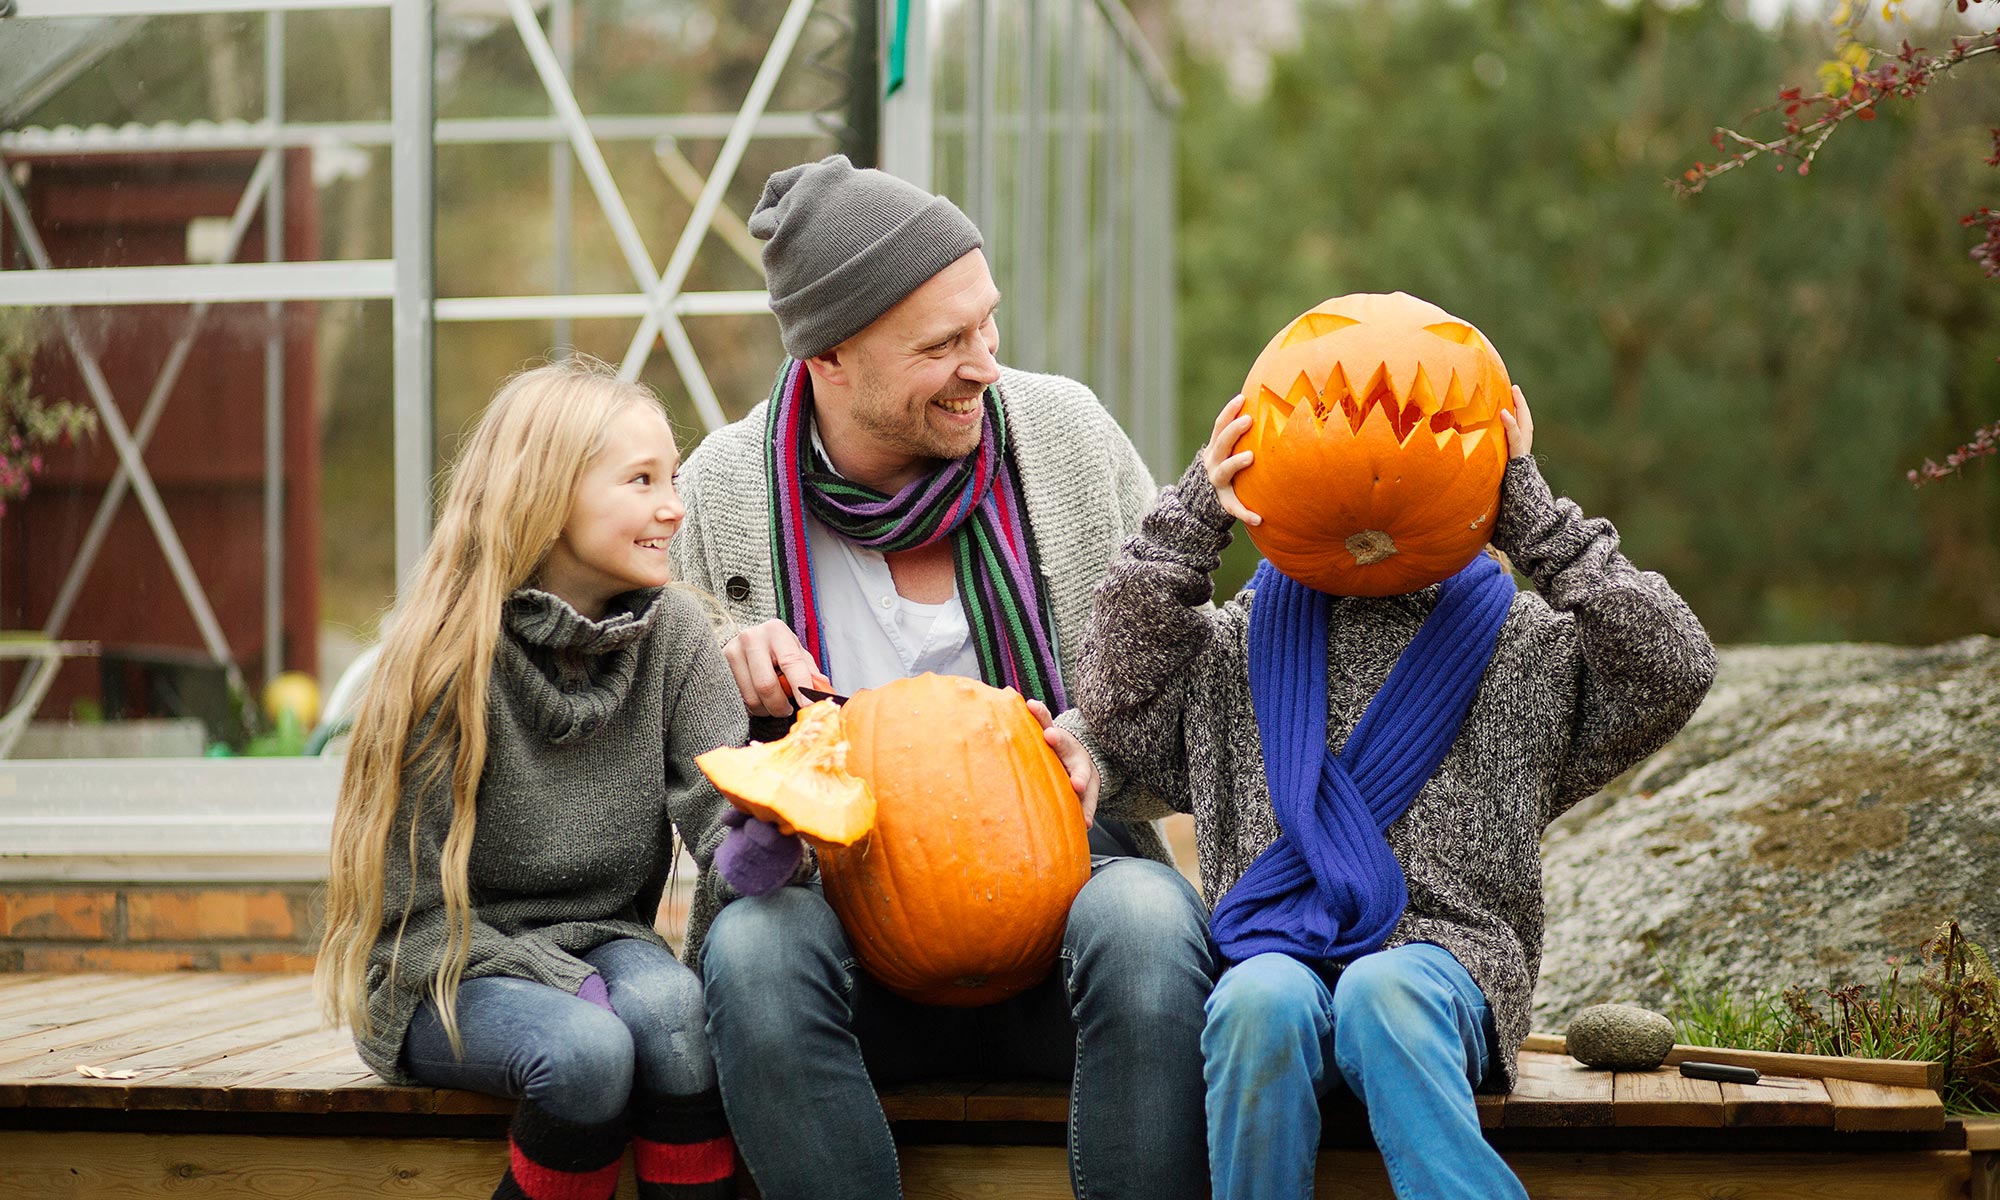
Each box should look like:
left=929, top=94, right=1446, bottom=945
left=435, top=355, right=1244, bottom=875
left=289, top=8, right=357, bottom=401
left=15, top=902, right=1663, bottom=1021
left=316, top=358, right=745, bottom=1200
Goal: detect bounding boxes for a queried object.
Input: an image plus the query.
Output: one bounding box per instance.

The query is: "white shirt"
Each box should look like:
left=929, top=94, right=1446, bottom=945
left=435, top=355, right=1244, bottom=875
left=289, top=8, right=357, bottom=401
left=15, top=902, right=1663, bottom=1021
left=802, top=423, right=980, bottom=693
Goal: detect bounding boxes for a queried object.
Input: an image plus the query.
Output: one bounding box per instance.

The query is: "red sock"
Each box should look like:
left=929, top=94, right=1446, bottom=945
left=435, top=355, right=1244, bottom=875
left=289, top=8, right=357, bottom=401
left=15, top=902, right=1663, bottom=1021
left=494, top=1100, right=626, bottom=1200
left=630, top=1086, right=736, bottom=1199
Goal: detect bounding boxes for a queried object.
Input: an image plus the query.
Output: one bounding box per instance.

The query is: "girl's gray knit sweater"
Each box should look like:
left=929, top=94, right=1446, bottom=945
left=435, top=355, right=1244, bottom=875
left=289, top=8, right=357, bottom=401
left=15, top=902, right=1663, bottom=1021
left=356, top=585, right=746, bottom=1083
left=1075, top=455, right=1717, bottom=1091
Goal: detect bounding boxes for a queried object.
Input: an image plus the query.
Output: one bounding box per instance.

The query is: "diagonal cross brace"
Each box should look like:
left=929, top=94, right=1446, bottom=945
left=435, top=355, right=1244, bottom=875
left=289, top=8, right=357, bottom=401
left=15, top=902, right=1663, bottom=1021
left=7, top=153, right=279, bottom=710
left=503, top=0, right=738, bottom=433
left=0, top=167, right=245, bottom=698
left=615, top=0, right=817, bottom=430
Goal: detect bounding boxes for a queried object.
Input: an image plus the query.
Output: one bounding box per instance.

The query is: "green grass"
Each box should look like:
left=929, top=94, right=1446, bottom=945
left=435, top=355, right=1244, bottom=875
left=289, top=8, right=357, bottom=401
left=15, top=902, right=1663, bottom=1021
left=1661, top=921, right=2000, bottom=1116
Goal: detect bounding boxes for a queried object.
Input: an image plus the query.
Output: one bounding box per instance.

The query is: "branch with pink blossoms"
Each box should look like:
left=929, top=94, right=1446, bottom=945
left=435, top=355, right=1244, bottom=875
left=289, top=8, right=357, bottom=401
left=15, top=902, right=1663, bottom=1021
left=1909, top=420, right=2000, bottom=485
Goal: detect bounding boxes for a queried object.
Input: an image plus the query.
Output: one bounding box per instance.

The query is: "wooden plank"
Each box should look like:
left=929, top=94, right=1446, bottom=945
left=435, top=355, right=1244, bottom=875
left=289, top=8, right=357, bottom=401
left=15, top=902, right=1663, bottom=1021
left=10, top=1003, right=328, bottom=1110
left=210, top=1040, right=365, bottom=1112
left=223, top=1061, right=373, bottom=1113
left=432, top=1084, right=516, bottom=1116
left=0, top=973, right=245, bottom=1048
left=1502, top=1051, right=1612, bottom=1127
left=1962, top=1116, right=2000, bottom=1152
left=1664, top=1046, right=1943, bottom=1092
left=0, top=1131, right=650, bottom=1199
left=965, top=1080, right=1068, bottom=1123
left=1612, top=1067, right=1724, bottom=1127
left=0, top=1130, right=1977, bottom=1200
left=1974, top=1151, right=2000, bottom=1200
left=1524, top=1032, right=1942, bottom=1090
left=898, top=1145, right=1076, bottom=1200
left=1300, top=1149, right=1974, bottom=1200
left=1722, top=1076, right=1834, bottom=1128
left=102, top=1026, right=355, bottom=1111
left=1475, top=1092, right=1503, bottom=1129
left=876, top=1079, right=969, bottom=1122
left=1826, top=1074, right=1945, bottom=1132
left=1502, top=1150, right=1971, bottom=1200
left=324, top=1073, right=453, bottom=1115
left=0, top=973, right=172, bottom=1023
left=3, top=976, right=310, bottom=1080
left=1520, top=1032, right=1566, bottom=1055
left=0, top=973, right=292, bottom=1072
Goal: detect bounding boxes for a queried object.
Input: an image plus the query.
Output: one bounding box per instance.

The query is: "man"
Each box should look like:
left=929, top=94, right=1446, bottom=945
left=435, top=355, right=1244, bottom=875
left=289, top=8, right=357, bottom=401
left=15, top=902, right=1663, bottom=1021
left=671, top=154, right=1213, bottom=1200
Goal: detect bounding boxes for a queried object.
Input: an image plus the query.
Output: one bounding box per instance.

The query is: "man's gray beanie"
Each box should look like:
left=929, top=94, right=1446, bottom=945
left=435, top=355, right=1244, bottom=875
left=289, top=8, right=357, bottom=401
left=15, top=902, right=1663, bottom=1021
left=750, top=154, right=984, bottom=361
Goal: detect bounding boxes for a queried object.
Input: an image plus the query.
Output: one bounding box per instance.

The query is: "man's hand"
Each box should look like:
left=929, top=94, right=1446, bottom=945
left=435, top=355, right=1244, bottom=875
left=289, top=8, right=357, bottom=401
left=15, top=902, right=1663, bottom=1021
left=723, top=619, right=832, bottom=717
left=1204, top=394, right=1263, bottom=527
left=1023, top=698, right=1099, bottom=829
left=1500, top=385, right=1534, bottom=459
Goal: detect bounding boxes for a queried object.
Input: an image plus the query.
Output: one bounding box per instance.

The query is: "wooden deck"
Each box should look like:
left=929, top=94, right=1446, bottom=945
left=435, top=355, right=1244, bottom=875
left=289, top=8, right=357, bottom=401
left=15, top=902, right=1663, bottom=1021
left=0, top=972, right=1988, bottom=1198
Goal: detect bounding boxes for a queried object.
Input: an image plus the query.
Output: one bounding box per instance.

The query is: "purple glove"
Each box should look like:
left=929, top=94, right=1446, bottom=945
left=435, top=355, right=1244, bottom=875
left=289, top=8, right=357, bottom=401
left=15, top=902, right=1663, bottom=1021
left=576, top=972, right=615, bottom=1014
left=716, top=805, right=803, bottom=898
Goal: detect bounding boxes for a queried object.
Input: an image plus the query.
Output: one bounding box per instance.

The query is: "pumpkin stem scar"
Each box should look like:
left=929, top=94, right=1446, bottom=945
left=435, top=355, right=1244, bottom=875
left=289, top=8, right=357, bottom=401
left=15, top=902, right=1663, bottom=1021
left=1346, top=529, right=1398, bottom=564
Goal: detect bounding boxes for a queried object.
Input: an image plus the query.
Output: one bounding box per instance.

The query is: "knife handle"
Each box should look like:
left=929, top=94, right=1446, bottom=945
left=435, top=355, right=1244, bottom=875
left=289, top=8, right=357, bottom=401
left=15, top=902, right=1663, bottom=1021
left=1679, top=1061, right=1762, bottom=1084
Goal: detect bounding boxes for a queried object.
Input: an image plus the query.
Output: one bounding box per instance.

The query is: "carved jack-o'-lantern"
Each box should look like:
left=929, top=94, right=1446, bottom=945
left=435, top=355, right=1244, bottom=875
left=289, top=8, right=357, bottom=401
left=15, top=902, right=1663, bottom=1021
left=1232, top=292, right=1514, bottom=597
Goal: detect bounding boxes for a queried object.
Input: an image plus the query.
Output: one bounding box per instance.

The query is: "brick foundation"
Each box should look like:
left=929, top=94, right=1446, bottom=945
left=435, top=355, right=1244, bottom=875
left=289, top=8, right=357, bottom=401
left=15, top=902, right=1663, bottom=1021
left=0, top=884, right=322, bottom=972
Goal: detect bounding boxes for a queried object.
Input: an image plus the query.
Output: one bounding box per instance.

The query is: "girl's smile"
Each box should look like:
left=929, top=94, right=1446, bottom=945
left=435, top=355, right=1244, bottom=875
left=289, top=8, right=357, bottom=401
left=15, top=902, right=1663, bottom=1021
left=539, top=404, right=685, bottom=618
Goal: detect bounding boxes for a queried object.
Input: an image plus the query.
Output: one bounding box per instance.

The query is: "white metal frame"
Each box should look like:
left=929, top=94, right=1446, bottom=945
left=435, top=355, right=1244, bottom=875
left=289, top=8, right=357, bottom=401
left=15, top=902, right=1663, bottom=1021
left=0, top=0, right=1179, bottom=859
left=886, top=0, right=1179, bottom=474
left=0, top=0, right=822, bottom=704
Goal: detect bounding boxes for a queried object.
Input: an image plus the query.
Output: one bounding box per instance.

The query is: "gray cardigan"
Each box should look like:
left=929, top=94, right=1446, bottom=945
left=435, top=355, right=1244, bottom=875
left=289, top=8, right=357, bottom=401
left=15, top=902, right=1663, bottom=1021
left=357, top=585, right=746, bottom=1083
left=1074, top=455, right=1717, bottom=1090
left=669, top=364, right=1177, bottom=865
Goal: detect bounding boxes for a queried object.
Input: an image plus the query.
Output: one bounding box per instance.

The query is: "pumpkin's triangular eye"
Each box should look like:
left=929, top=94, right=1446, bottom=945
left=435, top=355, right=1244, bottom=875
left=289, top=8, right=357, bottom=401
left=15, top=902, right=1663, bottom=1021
left=1282, top=311, right=1362, bottom=347
left=1424, top=322, right=1480, bottom=345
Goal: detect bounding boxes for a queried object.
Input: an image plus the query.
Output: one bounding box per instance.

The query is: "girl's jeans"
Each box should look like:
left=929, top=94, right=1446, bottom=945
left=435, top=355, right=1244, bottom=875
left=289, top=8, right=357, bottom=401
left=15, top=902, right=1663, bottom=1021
left=402, top=937, right=714, bottom=1125
left=1202, top=943, right=1529, bottom=1200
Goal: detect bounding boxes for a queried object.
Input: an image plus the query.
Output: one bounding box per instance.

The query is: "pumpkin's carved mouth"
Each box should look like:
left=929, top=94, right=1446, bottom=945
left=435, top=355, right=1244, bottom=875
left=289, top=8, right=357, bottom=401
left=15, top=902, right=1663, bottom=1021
left=1258, top=311, right=1506, bottom=452
left=1259, top=359, right=1502, bottom=456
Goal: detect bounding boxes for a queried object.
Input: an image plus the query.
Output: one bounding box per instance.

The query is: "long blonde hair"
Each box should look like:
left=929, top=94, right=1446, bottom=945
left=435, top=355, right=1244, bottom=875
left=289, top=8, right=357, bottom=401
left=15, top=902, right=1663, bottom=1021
left=315, top=357, right=666, bottom=1050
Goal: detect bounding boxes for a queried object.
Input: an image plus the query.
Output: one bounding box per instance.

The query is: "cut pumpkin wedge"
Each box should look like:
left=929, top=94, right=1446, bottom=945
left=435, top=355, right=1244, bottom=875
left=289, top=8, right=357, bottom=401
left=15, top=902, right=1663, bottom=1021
left=696, top=699, right=877, bottom=847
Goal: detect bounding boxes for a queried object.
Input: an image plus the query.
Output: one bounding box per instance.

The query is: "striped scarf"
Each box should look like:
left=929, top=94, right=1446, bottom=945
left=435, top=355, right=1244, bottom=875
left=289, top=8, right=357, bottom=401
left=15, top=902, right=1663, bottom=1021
left=764, top=359, right=1066, bottom=708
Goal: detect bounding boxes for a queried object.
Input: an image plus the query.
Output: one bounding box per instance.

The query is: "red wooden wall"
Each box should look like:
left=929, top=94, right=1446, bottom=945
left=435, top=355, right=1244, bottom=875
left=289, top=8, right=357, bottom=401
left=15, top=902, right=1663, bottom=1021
left=1, top=149, right=321, bottom=721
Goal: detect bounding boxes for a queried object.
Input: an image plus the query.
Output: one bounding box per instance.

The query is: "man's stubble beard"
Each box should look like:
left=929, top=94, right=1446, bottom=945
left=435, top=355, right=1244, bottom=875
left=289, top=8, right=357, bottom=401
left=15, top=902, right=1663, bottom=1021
left=850, top=370, right=985, bottom=464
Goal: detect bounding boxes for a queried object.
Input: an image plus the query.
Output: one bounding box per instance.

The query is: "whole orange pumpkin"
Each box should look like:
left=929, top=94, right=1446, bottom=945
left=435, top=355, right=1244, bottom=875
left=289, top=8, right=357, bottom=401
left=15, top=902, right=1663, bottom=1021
left=823, top=674, right=1091, bottom=1007
left=1233, top=292, right=1514, bottom=596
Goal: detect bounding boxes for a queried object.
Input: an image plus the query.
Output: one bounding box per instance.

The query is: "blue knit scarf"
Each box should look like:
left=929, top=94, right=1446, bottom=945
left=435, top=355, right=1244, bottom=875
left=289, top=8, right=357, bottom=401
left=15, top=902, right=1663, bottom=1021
left=1210, top=554, right=1516, bottom=966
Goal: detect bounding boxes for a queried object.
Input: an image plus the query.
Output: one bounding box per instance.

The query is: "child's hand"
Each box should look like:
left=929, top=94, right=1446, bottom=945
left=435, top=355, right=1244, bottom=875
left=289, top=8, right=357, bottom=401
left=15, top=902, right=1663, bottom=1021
left=1023, top=698, right=1099, bottom=829
left=716, top=805, right=804, bottom=896
left=1500, top=385, right=1533, bottom=459
left=1204, top=394, right=1263, bottom=527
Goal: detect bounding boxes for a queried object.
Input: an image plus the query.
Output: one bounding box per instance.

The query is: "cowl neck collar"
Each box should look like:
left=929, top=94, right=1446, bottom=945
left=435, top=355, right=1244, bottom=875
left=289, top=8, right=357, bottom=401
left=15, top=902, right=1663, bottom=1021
left=499, top=587, right=664, bottom=743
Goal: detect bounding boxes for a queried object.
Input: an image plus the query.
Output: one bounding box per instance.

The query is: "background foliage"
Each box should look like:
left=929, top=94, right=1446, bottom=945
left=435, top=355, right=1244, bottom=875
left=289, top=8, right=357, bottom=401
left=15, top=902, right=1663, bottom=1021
left=1173, top=0, right=2000, bottom=643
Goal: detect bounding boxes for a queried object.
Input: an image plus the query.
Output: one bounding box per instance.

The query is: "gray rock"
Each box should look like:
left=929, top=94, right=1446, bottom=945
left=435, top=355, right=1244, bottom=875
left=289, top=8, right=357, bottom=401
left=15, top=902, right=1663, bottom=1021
left=1534, top=636, right=2000, bottom=1031
left=1565, top=1003, right=1676, bottom=1070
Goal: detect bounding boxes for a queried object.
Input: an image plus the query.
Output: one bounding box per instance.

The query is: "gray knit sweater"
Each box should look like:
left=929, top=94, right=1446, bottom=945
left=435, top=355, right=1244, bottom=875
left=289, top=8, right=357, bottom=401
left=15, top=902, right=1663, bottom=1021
left=669, top=364, right=1177, bottom=866
left=1075, top=455, right=1717, bottom=1091
left=357, top=585, right=747, bottom=1083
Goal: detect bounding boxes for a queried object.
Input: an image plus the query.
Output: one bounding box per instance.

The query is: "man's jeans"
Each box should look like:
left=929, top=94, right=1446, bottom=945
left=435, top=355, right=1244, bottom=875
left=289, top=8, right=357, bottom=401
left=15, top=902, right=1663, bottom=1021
left=1202, top=943, right=1529, bottom=1200
left=702, top=857, right=1216, bottom=1200
left=403, top=937, right=715, bottom=1126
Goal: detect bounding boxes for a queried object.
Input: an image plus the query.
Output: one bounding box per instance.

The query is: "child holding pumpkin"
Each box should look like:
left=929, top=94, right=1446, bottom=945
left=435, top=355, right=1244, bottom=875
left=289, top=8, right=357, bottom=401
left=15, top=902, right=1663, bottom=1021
left=1075, top=379, right=1717, bottom=1198
left=315, top=358, right=747, bottom=1200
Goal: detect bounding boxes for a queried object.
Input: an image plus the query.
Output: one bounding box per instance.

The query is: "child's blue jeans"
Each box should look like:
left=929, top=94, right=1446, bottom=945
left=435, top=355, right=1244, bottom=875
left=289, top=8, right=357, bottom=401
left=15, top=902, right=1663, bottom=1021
left=1202, top=943, right=1528, bottom=1200
left=401, top=936, right=714, bottom=1126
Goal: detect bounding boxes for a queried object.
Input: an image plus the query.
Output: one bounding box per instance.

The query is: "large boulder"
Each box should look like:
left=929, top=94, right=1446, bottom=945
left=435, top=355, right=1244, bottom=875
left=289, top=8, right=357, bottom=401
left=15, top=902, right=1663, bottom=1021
left=1534, top=635, right=2000, bottom=1030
